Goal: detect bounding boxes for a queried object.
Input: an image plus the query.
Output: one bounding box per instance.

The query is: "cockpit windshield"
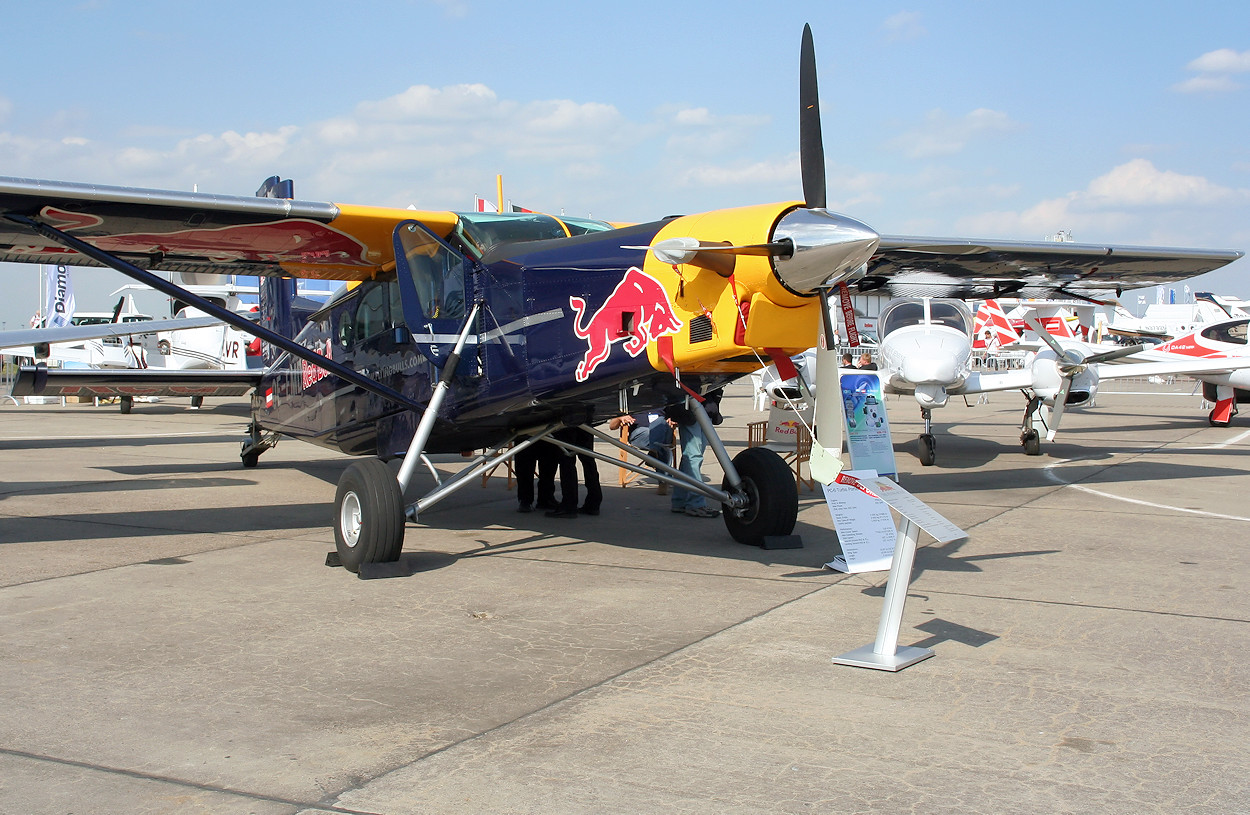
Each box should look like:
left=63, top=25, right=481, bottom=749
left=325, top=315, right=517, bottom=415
left=879, top=298, right=972, bottom=337
left=879, top=301, right=925, bottom=336
left=454, top=211, right=613, bottom=257
left=929, top=300, right=972, bottom=333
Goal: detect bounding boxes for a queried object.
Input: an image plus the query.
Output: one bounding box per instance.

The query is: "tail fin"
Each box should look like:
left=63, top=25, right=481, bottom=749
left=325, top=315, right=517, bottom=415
left=973, top=299, right=1020, bottom=348
left=1047, top=309, right=1078, bottom=339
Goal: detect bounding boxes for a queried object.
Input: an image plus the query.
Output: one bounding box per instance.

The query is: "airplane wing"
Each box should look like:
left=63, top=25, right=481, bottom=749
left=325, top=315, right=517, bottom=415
left=865, top=236, right=1243, bottom=299
left=0, top=176, right=459, bottom=282
left=952, top=369, right=1038, bottom=395
left=0, top=313, right=226, bottom=352
left=954, top=355, right=1250, bottom=396
left=10, top=366, right=261, bottom=399
left=1092, top=357, right=1250, bottom=380
left=0, top=177, right=1240, bottom=293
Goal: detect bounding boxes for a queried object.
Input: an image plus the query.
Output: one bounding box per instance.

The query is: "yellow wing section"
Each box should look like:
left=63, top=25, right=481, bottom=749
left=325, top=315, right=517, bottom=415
left=0, top=176, right=458, bottom=282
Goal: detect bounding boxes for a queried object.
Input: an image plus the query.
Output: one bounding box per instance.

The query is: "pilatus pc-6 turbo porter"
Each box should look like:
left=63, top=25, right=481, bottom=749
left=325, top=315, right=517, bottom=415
left=1, top=26, right=1241, bottom=573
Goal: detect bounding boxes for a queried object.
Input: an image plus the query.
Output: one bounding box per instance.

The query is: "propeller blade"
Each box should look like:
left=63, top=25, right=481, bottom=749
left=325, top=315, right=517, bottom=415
left=809, top=289, right=845, bottom=483
left=1047, top=376, right=1072, bottom=441
left=1023, top=313, right=1068, bottom=357
left=1083, top=344, right=1146, bottom=364
left=799, top=23, right=826, bottom=210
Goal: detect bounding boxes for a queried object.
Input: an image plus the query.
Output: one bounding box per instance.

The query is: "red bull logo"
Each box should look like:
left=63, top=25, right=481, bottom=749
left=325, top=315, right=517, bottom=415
left=300, top=339, right=334, bottom=390
left=569, top=267, right=682, bottom=382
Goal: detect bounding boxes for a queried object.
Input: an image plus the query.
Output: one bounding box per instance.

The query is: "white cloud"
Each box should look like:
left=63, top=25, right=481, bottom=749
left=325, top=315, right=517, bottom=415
left=1084, top=159, right=1234, bottom=207
left=882, top=11, right=925, bottom=42
left=887, top=108, right=1020, bottom=159
left=1175, top=48, right=1250, bottom=94
left=1173, top=75, right=1241, bottom=94
left=1187, top=48, right=1250, bottom=74
left=954, top=159, right=1249, bottom=240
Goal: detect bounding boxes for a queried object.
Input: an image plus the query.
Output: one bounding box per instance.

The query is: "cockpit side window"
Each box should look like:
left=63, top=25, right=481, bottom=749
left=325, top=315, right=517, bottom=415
left=354, top=283, right=388, bottom=340
left=1200, top=320, right=1249, bottom=345
left=395, top=222, right=469, bottom=323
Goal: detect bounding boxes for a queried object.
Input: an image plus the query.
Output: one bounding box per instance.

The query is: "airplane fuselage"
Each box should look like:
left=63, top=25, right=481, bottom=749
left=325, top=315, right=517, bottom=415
left=251, top=219, right=748, bottom=457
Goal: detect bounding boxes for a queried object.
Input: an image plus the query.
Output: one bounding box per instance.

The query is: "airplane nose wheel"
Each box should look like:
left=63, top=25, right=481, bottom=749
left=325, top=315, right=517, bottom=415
left=917, top=433, right=936, bottom=466
left=333, top=458, right=405, bottom=573
left=1020, top=429, right=1042, bottom=456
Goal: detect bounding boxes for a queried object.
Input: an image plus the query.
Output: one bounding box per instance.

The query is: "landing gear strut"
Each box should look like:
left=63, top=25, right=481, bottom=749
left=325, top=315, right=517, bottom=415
left=1020, top=394, right=1046, bottom=456
left=917, top=408, right=936, bottom=466
left=240, top=419, right=277, bottom=468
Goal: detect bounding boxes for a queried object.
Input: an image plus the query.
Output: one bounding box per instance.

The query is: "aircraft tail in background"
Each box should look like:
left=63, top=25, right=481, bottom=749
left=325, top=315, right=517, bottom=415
left=972, top=299, right=1020, bottom=349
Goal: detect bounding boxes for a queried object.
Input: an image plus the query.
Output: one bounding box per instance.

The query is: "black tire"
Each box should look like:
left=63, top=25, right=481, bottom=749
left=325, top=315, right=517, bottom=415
left=918, top=434, right=936, bottom=466
left=241, top=449, right=260, bottom=468
left=190, top=395, right=204, bottom=408
left=1021, top=429, right=1041, bottom=456
left=119, top=395, right=133, bottom=414
left=334, top=459, right=405, bottom=573
left=721, top=447, right=798, bottom=545
left=1209, top=410, right=1231, bottom=428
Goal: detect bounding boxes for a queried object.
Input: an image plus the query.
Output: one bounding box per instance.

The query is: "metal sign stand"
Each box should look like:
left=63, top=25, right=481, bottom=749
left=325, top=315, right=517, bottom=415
left=832, top=516, right=935, bottom=671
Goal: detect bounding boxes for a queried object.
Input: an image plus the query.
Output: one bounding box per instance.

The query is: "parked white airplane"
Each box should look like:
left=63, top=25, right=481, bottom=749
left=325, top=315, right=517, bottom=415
left=978, top=297, right=1250, bottom=428
left=764, top=297, right=1250, bottom=465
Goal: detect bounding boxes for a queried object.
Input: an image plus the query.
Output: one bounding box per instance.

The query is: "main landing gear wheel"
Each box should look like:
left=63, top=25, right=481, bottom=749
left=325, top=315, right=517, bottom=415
left=190, top=395, right=204, bottom=409
left=119, top=395, right=133, bottom=414
left=1021, top=429, right=1041, bottom=456
left=917, top=434, right=936, bottom=467
left=334, top=458, right=405, bottom=573
left=721, top=447, right=798, bottom=545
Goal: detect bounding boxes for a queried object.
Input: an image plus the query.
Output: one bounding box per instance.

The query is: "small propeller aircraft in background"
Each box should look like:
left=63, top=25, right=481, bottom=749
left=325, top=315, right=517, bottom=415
left=765, top=296, right=1250, bottom=466
left=0, top=25, right=1242, bottom=573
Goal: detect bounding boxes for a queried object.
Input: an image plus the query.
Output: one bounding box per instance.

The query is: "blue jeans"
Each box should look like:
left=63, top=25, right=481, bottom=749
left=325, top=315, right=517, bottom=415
left=671, top=423, right=707, bottom=511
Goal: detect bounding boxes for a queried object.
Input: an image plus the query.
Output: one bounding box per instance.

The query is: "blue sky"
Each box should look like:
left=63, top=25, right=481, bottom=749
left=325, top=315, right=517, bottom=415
left=2, top=0, right=1249, bottom=327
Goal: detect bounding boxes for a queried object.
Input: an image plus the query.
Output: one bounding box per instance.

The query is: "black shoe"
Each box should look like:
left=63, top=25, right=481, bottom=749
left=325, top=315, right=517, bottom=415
left=536, top=499, right=560, bottom=511
left=578, top=506, right=600, bottom=516
left=545, top=508, right=579, bottom=518
left=517, top=503, right=533, bottom=513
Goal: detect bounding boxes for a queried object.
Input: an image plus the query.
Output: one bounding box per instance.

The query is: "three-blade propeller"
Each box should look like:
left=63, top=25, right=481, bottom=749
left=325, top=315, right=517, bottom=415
left=1024, top=313, right=1144, bottom=439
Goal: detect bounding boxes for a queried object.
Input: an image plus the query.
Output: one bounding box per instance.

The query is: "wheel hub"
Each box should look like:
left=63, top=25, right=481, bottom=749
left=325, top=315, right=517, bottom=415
left=340, top=491, right=362, bottom=547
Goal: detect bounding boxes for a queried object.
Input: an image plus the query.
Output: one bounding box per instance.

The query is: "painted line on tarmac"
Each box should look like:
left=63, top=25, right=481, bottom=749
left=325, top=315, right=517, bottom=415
left=5, top=431, right=224, bottom=441
left=1044, top=455, right=1250, bottom=523
left=1188, top=428, right=1250, bottom=450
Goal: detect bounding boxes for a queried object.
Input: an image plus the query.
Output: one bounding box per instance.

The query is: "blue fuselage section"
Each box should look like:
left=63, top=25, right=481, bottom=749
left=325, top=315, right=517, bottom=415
left=251, top=221, right=733, bottom=457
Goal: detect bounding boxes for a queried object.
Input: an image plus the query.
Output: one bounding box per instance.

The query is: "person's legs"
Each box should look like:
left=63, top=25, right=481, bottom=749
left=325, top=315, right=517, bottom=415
left=536, top=441, right=560, bottom=510
left=671, top=423, right=710, bottom=513
left=515, top=442, right=536, bottom=511
left=546, top=429, right=580, bottom=518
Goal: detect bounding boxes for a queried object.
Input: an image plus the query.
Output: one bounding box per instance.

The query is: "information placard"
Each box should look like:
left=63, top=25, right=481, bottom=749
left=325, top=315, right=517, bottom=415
left=823, top=469, right=897, bottom=573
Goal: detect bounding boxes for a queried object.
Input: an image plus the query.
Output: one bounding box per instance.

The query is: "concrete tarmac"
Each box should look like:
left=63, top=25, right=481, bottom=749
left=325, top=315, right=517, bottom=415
left=1, top=381, right=1246, bottom=814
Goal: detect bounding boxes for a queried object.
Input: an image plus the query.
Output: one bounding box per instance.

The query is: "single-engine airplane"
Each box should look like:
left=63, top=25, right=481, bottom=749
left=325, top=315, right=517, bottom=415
left=0, top=26, right=1243, bottom=573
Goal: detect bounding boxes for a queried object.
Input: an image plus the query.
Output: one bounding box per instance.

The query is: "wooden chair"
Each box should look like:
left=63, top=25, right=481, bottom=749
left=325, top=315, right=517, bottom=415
left=480, top=443, right=515, bottom=489
left=746, top=403, right=815, bottom=492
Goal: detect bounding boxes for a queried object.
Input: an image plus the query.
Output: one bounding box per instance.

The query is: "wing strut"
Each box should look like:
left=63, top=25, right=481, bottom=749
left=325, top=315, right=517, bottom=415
left=3, top=213, right=425, bottom=412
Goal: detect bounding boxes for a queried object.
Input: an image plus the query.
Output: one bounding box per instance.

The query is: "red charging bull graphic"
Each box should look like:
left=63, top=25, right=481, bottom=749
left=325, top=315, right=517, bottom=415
left=569, top=267, right=683, bottom=382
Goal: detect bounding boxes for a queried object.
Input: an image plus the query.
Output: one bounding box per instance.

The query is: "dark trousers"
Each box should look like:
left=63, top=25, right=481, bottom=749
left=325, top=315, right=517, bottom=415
left=551, top=428, right=580, bottom=511
left=571, top=427, right=601, bottom=512
left=516, top=439, right=559, bottom=508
